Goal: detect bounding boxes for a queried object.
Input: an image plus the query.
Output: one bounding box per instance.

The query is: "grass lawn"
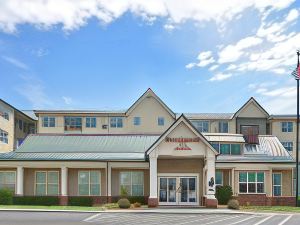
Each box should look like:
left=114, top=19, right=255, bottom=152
left=241, top=206, right=300, bottom=213
left=0, top=205, right=105, bottom=211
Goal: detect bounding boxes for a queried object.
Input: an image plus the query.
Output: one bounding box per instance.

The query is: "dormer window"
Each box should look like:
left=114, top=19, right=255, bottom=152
left=219, top=121, right=228, bottom=133
left=211, top=142, right=241, bottom=155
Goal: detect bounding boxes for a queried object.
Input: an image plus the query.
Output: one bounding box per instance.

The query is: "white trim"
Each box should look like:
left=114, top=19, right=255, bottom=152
left=238, top=171, right=265, bottom=194
left=34, top=170, right=59, bottom=196
left=157, top=173, right=199, bottom=206
left=77, top=170, right=101, bottom=196
left=272, top=172, right=282, bottom=197
left=0, top=170, right=16, bottom=194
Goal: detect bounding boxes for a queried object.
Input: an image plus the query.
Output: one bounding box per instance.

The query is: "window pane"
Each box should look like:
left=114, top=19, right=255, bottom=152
left=220, top=144, right=230, bottom=154
left=257, top=183, right=264, bottom=193
left=132, top=172, right=143, bottom=185
left=5, top=172, right=15, bottom=184
left=120, top=172, right=131, bottom=185
left=257, top=172, right=264, bottom=183
left=47, top=184, right=59, bottom=195
left=36, top=172, right=46, bottom=183
left=274, top=186, right=281, bottom=196
left=239, top=183, right=247, bottom=193
left=248, top=183, right=256, bottom=193
left=216, top=171, right=223, bottom=185
left=121, top=185, right=131, bottom=195
left=239, top=172, right=247, bottom=182
left=231, top=144, right=241, bottom=155
left=273, top=174, right=281, bottom=185
left=90, top=184, right=100, bottom=195
left=36, top=184, right=46, bottom=195
left=79, top=172, right=89, bottom=184
left=79, top=184, right=89, bottom=195
left=90, top=171, right=100, bottom=184
left=48, top=172, right=58, bottom=184
left=132, top=185, right=143, bottom=196
left=248, top=172, right=256, bottom=182
left=211, top=142, right=219, bottom=152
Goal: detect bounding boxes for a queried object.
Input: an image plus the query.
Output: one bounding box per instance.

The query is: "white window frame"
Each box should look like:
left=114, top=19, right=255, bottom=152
left=78, top=170, right=101, bottom=196
left=110, top=117, right=123, bottom=128
left=272, top=172, right=282, bottom=197
left=219, top=121, right=229, bottom=133
left=133, top=117, right=141, bottom=126
left=0, top=129, right=8, bottom=144
left=281, top=122, right=293, bottom=132
left=211, top=142, right=241, bottom=155
left=281, top=141, right=293, bottom=152
left=158, top=117, right=165, bottom=126
left=0, top=171, right=16, bottom=193
left=1, top=112, right=9, bottom=120
left=191, top=120, right=209, bottom=132
left=120, top=171, right=144, bottom=196
left=34, top=171, right=59, bottom=196
left=86, top=117, right=96, bottom=128
left=238, top=171, right=265, bottom=194
left=42, top=116, right=55, bottom=127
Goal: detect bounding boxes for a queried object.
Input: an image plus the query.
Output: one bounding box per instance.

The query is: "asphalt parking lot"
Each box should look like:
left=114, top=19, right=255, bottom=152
left=0, top=211, right=300, bottom=225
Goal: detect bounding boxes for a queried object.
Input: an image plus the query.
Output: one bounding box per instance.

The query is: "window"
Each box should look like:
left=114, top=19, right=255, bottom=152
left=110, top=117, right=123, bottom=128
left=211, top=142, right=219, bottom=152
left=35, top=171, right=59, bottom=196
left=231, top=144, right=241, bottom=155
left=239, top=172, right=264, bottom=194
left=282, top=142, right=293, bottom=152
left=0, top=129, right=8, bottom=144
left=42, top=116, right=55, bottom=127
left=0, top=171, right=15, bottom=192
left=216, top=171, right=223, bottom=186
left=65, top=117, right=82, bottom=130
left=86, top=117, right=96, bottom=128
left=282, top=122, right=293, bottom=132
left=158, top=117, right=164, bottom=126
left=273, top=173, right=282, bottom=196
left=120, top=171, right=144, bottom=196
left=191, top=121, right=209, bottom=132
left=78, top=171, right=100, bottom=196
left=1, top=112, right=9, bottom=120
left=133, top=117, right=141, bottom=126
left=219, top=121, right=228, bottom=133
left=18, top=119, right=23, bottom=130
left=220, top=144, right=230, bottom=154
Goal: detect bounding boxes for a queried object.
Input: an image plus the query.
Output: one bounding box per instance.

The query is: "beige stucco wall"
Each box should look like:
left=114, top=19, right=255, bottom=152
left=273, top=170, right=293, bottom=196
left=237, top=102, right=268, bottom=118
left=270, top=119, right=296, bottom=158
left=68, top=168, right=106, bottom=196
left=24, top=168, right=61, bottom=196
left=111, top=169, right=149, bottom=196
left=0, top=101, right=14, bottom=152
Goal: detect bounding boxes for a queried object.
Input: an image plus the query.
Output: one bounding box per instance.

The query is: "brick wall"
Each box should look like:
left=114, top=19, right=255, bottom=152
left=234, top=195, right=296, bottom=206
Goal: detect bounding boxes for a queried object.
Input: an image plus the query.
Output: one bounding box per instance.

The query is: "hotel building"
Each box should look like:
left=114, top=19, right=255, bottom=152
left=0, top=89, right=296, bottom=207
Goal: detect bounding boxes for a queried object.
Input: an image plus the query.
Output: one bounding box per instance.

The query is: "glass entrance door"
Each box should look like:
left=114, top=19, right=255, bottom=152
left=158, top=176, right=198, bottom=205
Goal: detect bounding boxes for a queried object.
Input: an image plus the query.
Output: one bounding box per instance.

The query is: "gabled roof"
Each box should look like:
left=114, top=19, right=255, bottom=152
left=233, top=97, right=269, bottom=118
left=0, top=99, right=37, bottom=121
left=126, top=88, right=176, bottom=118
left=146, top=114, right=218, bottom=156
left=184, top=113, right=234, bottom=120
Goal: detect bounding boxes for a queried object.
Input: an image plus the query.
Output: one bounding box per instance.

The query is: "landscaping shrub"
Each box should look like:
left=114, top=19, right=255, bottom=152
left=133, top=202, right=141, bottom=208
left=68, top=196, right=93, bottom=206
left=216, top=185, right=233, bottom=205
left=117, top=198, right=131, bottom=209
left=228, top=199, right=239, bottom=210
left=127, top=196, right=146, bottom=205
left=13, top=196, right=60, bottom=206
left=0, top=189, right=13, bottom=205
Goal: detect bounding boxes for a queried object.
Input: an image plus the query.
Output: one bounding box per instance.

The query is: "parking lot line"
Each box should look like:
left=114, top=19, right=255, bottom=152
left=228, top=215, right=258, bottom=225
left=278, top=215, right=293, bottom=225
left=253, top=215, right=274, bottom=225
left=200, top=215, right=243, bottom=225
left=165, top=214, right=225, bottom=225
left=82, top=213, right=101, bottom=222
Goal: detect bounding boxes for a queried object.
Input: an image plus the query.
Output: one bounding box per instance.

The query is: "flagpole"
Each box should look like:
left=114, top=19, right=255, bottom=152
left=296, top=50, right=300, bottom=207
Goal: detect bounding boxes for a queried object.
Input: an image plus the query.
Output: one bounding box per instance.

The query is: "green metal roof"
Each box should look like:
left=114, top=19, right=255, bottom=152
left=17, top=134, right=159, bottom=153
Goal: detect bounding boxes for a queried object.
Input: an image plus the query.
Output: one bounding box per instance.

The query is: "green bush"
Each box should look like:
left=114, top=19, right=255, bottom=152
left=68, top=196, right=93, bottom=206
left=0, top=189, right=13, bottom=205
left=13, top=196, right=60, bottom=206
left=216, top=185, right=233, bottom=205
left=127, top=196, right=146, bottom=205
left=227, top=199, right=239, bottom=210
left=117, top=198, right=131, bottom=209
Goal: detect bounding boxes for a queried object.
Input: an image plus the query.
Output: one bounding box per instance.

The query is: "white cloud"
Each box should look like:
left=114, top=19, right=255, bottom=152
left=0, top=0, right=295, bottom=33
left=62, top=96, right=73, bottom=105
left=164, top=24, right=175, bottom=31
left=185, top=62, right=196, bottom=69
left=197, top=51, right=212, bottom=61
left=1, top=55, right=28, bottom=70
left=209, top=64, right=219, bottom=71
left=209, top=73, right=232, bottom=81
left=31, top=48, right=49, bottom=57
left=197, top=57, right=215, bottom=67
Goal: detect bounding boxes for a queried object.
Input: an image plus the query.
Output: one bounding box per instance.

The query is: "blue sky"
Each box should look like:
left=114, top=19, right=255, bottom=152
left=0, top=0, right=300, bottom=114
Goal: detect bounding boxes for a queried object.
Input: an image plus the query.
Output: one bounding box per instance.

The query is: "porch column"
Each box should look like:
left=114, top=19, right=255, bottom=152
left=60, top=167, right=68, bottom=206
left=205, top=156, right=218, bottom=208
left=16, top=166, right=24, bottom=195
left=231, top=168, right=235, bottom=194
left=148, top=156, right=158, bottom=207
left=107, top=163, right=112, bottom=202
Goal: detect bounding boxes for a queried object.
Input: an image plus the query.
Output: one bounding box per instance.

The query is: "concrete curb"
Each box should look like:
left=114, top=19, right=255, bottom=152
left=0, top=208, right=102, bottom=213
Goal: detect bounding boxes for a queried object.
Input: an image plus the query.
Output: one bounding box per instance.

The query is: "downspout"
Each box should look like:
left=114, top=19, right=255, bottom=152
left=106, top=161, right=108, bottom=204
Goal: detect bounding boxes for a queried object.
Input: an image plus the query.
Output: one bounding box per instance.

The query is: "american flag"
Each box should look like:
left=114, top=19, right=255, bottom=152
left=292, top=65, right=300, bottom=79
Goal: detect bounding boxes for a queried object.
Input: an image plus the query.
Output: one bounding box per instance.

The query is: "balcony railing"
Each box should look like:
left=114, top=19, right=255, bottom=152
left=243, top=134, right=259, bottom=144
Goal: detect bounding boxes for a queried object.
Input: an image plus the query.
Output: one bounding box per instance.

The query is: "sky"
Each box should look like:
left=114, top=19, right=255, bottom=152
left=0, top=0, right=300, bottom=114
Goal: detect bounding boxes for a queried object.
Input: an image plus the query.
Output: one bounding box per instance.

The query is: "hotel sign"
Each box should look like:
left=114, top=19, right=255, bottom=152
left=165, top=137, right=200, bottom=150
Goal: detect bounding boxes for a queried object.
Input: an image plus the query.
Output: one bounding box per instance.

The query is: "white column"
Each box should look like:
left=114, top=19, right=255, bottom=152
left=16, top=166, right=24, bottom=195
left=61, top=167, right=68, bottom=196
left=206, top=157, right=216, bottom=199
left=107, top=163, right=112, bottom=196
left=231, top=168, right=235, bottom=194
left=149, top=156, right=158, bottom=199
